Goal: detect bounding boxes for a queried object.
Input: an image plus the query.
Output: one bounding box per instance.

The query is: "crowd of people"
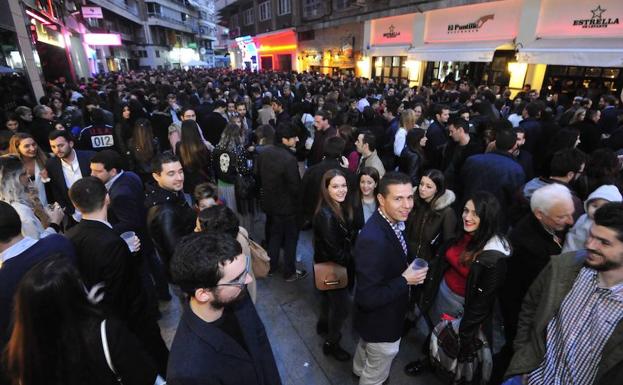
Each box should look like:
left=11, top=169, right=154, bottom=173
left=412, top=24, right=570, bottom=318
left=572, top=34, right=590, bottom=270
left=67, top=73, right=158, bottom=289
left=0, top=67, right=623, bottom=385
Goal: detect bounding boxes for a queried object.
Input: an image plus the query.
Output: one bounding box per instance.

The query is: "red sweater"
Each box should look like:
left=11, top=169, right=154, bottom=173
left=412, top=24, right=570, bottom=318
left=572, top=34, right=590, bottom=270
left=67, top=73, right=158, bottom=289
left=443, top=234, right=472, bottom=297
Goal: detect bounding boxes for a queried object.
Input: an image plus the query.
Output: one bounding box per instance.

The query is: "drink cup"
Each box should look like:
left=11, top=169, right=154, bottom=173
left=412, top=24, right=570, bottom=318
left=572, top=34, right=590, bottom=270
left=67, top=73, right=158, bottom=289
left=412, top=258, right=428, bottom=271
left=120, top=231, right=139, bottom=252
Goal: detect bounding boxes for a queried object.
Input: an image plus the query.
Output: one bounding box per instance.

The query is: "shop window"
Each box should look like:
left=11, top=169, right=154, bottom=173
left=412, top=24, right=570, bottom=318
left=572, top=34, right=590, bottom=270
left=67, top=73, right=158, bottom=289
left=585, top=68, right=602, bottom=78
left=334, top=0, right=350, bottom=10
left=278, top=0, right=291, bottom=15
left=603, top=68, right=620, bottom=79
left=259, top=2, right=271, bottom=21
left=372, top=56, right=406, bottom=83
left=298, top=30, right=315, bottom=41
left=567, top=67, right=583, bottom=76
left=243, top=8, right=254, bottom=25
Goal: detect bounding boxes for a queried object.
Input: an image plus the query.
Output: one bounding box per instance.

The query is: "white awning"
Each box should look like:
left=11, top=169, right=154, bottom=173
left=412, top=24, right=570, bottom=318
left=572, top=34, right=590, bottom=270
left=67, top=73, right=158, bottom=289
left=517, top=38, right=623, bottom=67
left=408, top=40, right=513, bottom=62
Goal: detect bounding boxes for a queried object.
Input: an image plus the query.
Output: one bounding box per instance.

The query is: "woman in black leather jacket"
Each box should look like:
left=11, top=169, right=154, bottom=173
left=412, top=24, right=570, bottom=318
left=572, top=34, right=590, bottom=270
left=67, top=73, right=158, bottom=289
left=405, top=191, right=510, bottom=377
left=398, top=128, right=427, bottom=186
left=313, top=168, right=354, bottom=362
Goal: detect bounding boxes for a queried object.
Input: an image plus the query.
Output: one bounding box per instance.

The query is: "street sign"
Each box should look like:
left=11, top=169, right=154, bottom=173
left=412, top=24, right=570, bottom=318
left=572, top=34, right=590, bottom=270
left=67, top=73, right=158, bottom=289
left=82, top=6, right=103, bottom=19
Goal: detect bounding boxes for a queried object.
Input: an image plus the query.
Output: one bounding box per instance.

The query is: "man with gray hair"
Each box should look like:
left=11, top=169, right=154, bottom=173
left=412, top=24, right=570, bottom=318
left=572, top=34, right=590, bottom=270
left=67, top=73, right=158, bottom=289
left=31, top=104, right=56, bottom=153
left=501, top=183, right=575, bottom=349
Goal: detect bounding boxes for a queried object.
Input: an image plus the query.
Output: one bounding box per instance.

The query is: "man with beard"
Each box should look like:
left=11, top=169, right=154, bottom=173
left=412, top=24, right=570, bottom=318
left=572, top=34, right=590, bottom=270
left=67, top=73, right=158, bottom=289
left=167, top=232, right=282, bottom=385
left=505, top=202, right=623, bottom=385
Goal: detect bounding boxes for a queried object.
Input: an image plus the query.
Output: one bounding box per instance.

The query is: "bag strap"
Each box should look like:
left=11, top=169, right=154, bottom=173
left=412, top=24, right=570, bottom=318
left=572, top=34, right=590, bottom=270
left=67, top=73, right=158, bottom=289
left=100, top=320, right=123, bottom=384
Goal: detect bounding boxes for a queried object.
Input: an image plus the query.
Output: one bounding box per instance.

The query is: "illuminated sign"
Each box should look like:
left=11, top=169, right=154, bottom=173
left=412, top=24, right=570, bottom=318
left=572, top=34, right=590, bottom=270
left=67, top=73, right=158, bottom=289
left=447, top=14, right=495, bottom=34
left=82, top=6, right=103, bottom=19
left=30, top=19, right=65, bottom=48
left=382, top=25, right=401, bottom=39
left=84, top=33, right=122, bottom=46
left=573, top=5, right=619, bottom=29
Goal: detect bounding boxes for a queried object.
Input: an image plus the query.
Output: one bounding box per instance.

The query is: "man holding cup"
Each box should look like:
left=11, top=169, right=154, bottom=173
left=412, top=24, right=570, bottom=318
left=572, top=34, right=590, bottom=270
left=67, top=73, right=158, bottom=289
left=353, top=172, right=428, bottom=385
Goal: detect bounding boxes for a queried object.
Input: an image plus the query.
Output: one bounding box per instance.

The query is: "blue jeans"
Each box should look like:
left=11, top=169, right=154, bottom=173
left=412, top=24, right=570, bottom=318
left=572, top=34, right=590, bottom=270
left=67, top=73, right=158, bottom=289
left=501, top=375, right=524, bottom=385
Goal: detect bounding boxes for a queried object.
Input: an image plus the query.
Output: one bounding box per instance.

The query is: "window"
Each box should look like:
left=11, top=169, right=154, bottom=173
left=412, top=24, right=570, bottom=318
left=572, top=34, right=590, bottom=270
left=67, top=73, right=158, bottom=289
left=334, top=0, right=350, bottom=10
left=297, top=30, right=315, bottom=41
left=259, top=1, right=271, bottom=21
left=243, top=8, right=254, bottom=26
left=231, top=14, right=239, bottom=27
left=302, top=0, right=323, bottom=19
left=278, top=0, right=291, bottom=15
left=147, top=3, right=160, bottom=15
left=155, top=50, right=160, bottom=58
left=371, top=56, right=407, bottom=83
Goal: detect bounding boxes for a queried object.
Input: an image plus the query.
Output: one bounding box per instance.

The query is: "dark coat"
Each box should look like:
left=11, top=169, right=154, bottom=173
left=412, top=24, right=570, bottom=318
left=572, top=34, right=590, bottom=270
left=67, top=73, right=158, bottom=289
left=108, top=171, right=155, bottom=257
left=66, top=220, right=148, bottom=324
left=200, top=111, right=228, bottom=146
left=506, top=251, right=623, bottom=384
left=598, top=106, right=622, bottom=135
left=405, top=190, right=457, bottom=262
left=421, top=236, right=510, bottom=344
left=312, top=205, right=354, bottom=266
left=167, top=298, right=282, bottom=385
left=460, top=151, right=526, bottom=228
left=518, top=117, right=542, bottom=154
left=30, top=117, right=55, bottom=152
left=145, top=184, right=196, bottom=272
left=0, top=235, right=75, bottom=346
left=398, top=146, right=424, bottom=186
left=45, top=150, right=96, bottom=214
left=308, top=125, right=337, bottom=166
left=575, top=120, right=602, bottom=154
left=256, top=144, right=301, bottom=216
left=425, top=120, right=448, bottom=169
left=501, top=213, right=562, bottom=343
left=354, top=210, right=410, bottom=343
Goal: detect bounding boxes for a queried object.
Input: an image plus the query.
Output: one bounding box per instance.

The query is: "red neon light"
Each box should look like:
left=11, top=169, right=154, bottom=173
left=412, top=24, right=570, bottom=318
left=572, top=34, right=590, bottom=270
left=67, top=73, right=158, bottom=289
left=26, top=10, right=51, bottom=25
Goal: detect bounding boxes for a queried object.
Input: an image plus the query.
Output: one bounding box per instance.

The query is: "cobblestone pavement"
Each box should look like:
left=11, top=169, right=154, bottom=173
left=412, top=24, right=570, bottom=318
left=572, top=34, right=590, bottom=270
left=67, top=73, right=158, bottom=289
left=158, top=228, right=443, bottom=385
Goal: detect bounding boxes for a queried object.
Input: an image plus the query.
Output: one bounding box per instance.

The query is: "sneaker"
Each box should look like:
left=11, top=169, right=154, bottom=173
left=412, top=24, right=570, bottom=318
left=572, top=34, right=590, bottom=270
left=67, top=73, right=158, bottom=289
left=285, top=269, right=308, bottom=282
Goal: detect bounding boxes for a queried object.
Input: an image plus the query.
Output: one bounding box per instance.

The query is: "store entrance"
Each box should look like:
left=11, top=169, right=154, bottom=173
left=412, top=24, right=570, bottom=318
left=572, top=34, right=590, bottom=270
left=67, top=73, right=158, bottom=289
left=278, top=54, right=292, bottom=72
left=423, top=50, right=514, bottom=86
left=261, top=56, right=273, bottom=70
left=543, top=65, right=622, bottom=99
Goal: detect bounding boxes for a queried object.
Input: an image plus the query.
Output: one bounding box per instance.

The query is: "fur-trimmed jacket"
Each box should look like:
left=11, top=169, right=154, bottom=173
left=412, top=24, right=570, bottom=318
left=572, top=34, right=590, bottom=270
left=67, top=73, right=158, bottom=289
left=406, top=189, right=457, bottom=262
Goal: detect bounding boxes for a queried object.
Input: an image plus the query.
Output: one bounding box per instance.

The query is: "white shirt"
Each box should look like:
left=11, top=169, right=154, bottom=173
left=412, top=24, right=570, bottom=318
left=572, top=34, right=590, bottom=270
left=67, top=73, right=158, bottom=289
left=105, top=170, right=124, bottom=191
left=61, top=150, right=83, bottom=189
left=394, top=127, right=407, bottom=157
left=0, top=237, right=37, bottom=266
left=357, top=97, right=370, bottom=113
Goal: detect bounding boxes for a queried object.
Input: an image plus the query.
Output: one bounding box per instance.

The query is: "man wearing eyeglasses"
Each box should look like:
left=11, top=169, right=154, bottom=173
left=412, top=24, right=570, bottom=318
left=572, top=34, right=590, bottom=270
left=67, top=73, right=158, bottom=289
left=167, top=232, right=282, bottom=385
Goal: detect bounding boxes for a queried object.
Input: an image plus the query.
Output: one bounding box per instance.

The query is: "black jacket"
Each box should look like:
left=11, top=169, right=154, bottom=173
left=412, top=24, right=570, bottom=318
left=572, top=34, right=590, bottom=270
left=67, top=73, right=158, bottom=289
left=421, top=235, right=511, bottom=344
left=501, top=213, right=562, bottom=343
left=398, top=146, right=424, bottom=186
left=145, top=184, right=196, bottom=272
left=31, top=117, right=56, bottom=152
left=45, top=150, right=96, bottom=215
left=256, top=144, right=301, bottom=216
left=200, top=111, right=228, bottom=146
left=66, top=220, right=147, bottom=324
left=312, top=205, right=354, bottom=266
left=167, top=298, right=282, bottom=385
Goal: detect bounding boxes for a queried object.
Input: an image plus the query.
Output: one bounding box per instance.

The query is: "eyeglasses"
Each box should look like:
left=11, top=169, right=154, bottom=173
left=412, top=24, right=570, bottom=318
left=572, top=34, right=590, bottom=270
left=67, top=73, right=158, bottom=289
left=216, top=255, right=250, bottom=288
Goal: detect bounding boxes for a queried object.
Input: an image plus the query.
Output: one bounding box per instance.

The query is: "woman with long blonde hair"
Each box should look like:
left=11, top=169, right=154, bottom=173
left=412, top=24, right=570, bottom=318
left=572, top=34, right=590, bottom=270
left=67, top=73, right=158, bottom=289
left=394, top=108, right=418, bottom=157
left=7, top=133, right=49, bottom=206
left=0, top=156, right=63, bottom=239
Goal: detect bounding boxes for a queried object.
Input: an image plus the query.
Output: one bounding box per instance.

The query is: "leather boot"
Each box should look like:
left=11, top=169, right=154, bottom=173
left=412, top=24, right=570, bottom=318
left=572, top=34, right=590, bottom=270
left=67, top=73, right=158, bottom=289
left=322, top=340, right=351, bottom=362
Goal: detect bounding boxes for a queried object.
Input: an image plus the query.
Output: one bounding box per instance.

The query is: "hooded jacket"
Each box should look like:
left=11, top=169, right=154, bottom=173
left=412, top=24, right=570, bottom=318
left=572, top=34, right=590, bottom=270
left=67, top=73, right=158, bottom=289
left=406, top=189, right=457, bottom=262
left=562, top=185, right=623, bottom=253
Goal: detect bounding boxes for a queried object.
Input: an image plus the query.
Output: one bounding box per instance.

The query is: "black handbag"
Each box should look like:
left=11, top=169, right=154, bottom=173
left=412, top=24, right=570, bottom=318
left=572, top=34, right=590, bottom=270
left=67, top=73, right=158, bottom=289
left=235, top=174, right=256, bottom=200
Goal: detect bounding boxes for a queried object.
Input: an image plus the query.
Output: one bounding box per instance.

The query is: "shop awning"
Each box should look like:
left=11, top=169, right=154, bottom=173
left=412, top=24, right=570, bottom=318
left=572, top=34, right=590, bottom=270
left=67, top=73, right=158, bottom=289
left=408, top=40, right=513, bottom=62
left=517, top=38, right=623, bottom=67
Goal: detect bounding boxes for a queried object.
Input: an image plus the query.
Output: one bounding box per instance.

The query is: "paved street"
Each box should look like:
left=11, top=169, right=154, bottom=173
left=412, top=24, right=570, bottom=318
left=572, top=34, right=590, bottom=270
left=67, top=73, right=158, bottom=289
left=159, top=228, right=444, bottom=385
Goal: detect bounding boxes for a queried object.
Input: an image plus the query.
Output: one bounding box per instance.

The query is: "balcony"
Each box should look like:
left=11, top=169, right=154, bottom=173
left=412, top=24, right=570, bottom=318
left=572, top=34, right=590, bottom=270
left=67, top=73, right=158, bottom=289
left=147, top=13, right=197, bottom=34
left=87, top=0, right=143, bottom=24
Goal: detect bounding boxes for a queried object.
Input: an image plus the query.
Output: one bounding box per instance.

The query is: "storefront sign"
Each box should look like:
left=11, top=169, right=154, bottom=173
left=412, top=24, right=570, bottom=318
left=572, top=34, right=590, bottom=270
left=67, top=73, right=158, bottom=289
left=537, top=0, right=623, bottom=37
left=370, top=14, right=415, bottom=46
left=81, top=6, right=103, bottom=19
left=424, top=0, right=520, bottom=43
left=30, top=18, right=65, bottom=48
left=84, top=33, right=122, bottom=46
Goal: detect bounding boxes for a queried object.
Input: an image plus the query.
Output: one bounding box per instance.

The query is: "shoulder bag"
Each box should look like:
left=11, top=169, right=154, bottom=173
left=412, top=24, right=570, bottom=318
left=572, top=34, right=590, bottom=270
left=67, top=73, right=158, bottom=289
left=241, top=233, right=270, bottom=278
left=313, top=262, right=348, bottom=290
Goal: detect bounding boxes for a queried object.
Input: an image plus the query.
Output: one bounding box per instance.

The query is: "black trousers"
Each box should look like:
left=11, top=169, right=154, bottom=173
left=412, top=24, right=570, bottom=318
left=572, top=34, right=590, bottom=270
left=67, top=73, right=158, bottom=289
left=267, top=214, right=299, bottom=277
left=318, top=287, right=350, bottom=343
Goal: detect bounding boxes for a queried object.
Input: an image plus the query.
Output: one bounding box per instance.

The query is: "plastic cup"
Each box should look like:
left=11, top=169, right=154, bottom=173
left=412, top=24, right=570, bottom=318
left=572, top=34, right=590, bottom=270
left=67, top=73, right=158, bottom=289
left=412, top=258, right=428, bottom=271
left=120, top=231, right=138, bottom=252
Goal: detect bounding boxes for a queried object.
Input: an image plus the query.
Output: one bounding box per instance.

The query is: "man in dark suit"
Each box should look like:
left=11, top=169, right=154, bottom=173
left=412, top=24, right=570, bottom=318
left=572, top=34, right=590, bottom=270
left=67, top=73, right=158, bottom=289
left=598, top=94, right=621, bottom=135
left=353, top=172, right=428, bottom=385
left=167, top=232, right=282, bottom=385
left=90, top=150, right=170, bottom=301
left=46, top=130, right=95, bottom=219
left=66, top=177, right=168, bottom=376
